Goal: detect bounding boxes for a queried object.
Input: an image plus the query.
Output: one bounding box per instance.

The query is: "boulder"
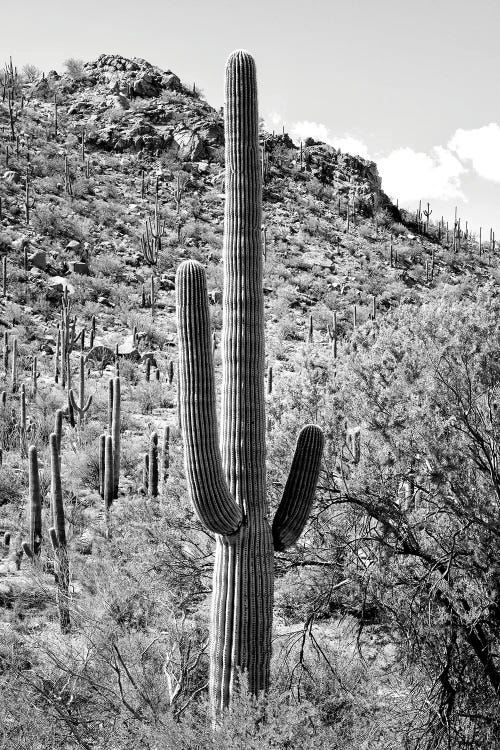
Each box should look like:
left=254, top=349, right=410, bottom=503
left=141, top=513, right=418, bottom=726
left=173, top=125, right=207, bottom=161
left=68, top=261, right=89, bottom=275
left=113, top=94, right=131, bottom=110
left=162, top=72, right=181, bottom=90
left=46, top=277, right=75, bottom=300
left=86, top=346, right=115, bottom=369
left=29, top=250, right=47, bottom=270
left=66, top=239, right=81, bottom=252
left=133, top=73, right=161, bottom=98
left=3, top=170, right=20, bottom=184
left=117, top=339, right=140, bottom=361
left=300, top=251, right=334, bottom=270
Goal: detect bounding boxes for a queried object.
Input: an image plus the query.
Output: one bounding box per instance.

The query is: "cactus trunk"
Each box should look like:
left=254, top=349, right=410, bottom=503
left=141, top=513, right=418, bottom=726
left=49, top=432, right=70, bottom=633
left=215, top=50, right=272, bottom=707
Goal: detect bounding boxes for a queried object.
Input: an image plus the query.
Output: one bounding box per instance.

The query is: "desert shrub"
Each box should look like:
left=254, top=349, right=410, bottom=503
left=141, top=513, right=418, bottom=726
left=63, top=58, right=86, bottom=80
left=91, top=253, right=129, bottom=283
left=391, top=221, right=407, bottom=236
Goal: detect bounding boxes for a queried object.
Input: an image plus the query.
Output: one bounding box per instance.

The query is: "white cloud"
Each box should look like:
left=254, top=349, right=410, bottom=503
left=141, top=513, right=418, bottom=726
left=289, top=120, right=369, bottom=159
left=448, top=123, right=500, bottom=182
left=377, top=146, right=466, bottom=202
left=266, top=111, right=283, bottom=129
left=268, top=116, right=500, bottom=203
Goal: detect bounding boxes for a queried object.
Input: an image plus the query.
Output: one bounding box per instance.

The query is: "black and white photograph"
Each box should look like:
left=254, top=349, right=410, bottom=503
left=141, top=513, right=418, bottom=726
left=1, top=1, right=499, bottom=747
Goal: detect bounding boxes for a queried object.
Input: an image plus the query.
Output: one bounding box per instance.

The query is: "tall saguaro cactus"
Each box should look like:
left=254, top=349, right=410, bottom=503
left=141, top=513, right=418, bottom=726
left=176, top=50, right=324, bottom=716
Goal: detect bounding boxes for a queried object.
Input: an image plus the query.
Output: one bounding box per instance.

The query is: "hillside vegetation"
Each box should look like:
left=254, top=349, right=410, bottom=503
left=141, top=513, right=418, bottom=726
left=0, top=53, right=499, bottom=749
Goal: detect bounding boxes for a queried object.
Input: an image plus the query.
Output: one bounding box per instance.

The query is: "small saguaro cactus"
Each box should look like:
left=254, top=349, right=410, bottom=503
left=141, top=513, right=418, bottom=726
left=103, top=434, right=114, bottom=514
left=31, top=356, right=40, bottom=396
left=49, top=432, right=70, bottom=633
left=69, top=354, right=92, bottom=427
left=54, top=327, right=61, bottom=383
left=148, top=432, right=159, bottom=499
left=142, top=452, right=149, bottom=494
left=99, top=433, right=106, bottom=498
left=19, top=383, right=27, bottom=457
left=2, top=331, right=8, bottom=373
left=167, top=360, right=174, bottom=385
left=107, top=378, right=113, bottom=433
left=176, top=50, right=324, bottom=717
left=162, top=425, right=170, bottom=494
left=111, top=376, right=121, bottom=499
left=22, top=445, right=42, bottom=560
left=11, top=337, right=18, bottom=391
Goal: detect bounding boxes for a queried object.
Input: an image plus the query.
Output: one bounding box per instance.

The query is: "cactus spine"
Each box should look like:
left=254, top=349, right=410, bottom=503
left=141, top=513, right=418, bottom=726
left=176, top=51, right=324, bottom=716
left=49, top=433, right=70, bottom=633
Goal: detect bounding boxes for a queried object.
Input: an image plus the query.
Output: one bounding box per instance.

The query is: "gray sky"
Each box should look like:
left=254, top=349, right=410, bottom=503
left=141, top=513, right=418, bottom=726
left=3, top=0, right=500, bottom=234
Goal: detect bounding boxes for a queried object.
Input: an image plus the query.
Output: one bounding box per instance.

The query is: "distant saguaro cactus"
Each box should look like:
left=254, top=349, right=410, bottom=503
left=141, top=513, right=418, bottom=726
left=111, top=376, right=121, bottom=498
left=176, top=50, right=324, bottom=717
left=148, top=431, right=159, bottom=498
left=22, top=445, right=42, bottom=559
left=49, top=433, right=70, bottom=633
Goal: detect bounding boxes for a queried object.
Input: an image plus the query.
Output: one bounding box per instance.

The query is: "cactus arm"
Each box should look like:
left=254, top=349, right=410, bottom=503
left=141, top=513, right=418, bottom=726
left=69, top=388, right=92, bottom=415
left=176, top=259, right=242, bottom=535
left=272, top=424, right=324, bottom=552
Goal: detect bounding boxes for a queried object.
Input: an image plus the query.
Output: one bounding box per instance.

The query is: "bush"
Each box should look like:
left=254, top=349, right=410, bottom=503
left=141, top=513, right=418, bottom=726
left=63, top=58, right=86, bottom=80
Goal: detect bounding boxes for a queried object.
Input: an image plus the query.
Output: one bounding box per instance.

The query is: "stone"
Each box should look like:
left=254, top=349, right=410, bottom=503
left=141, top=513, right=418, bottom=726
left=300, top=251, right=334, bottom=269
left=117, top=339, right=140, bottom=360
left=173, top=125, right=207, bottom=161
left=86, top=346, right=115, bottom=369
left=97, top=296, right=114, bottom=307
left=29, top=250, right=47, bottom=270
left=46, top=277, right=75, bottom=300
left=133, top=73, right=161, bottom=98
left=162, top=72, right=181, bottom=90
left=3, top=170, right=20, bottom=184
left=66, top=240, right=81, bottom=252
left=113, top=94, right=131, bottom=110
left=68, top=261, right=89, bottom=275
